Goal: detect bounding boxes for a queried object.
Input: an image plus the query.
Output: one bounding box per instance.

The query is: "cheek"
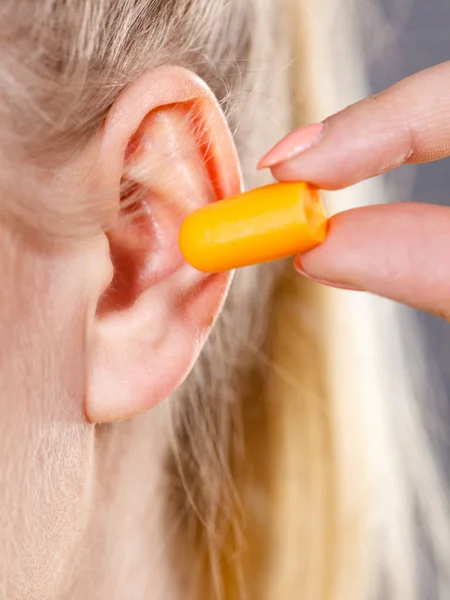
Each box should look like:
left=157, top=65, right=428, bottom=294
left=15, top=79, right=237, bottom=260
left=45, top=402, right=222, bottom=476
left=0, top=233, right=96, bottom=595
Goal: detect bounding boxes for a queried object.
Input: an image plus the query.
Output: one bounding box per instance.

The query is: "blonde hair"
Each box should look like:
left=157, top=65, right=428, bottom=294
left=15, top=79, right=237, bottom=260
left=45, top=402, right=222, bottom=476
left=1, top=1, right=449, bottom=599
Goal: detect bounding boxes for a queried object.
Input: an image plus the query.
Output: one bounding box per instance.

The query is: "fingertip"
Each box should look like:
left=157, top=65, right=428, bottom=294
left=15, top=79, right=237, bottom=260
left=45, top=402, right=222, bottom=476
left=257, top=123, right=327, bottom=171
left=293, top=254, right=362, bottom=291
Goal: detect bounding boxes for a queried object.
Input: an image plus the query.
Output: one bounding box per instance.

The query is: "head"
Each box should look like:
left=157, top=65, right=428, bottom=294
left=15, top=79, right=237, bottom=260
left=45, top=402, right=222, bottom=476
left=7, top=3, right=447, bottom=600
left=0, top=0, right=293, bottom=597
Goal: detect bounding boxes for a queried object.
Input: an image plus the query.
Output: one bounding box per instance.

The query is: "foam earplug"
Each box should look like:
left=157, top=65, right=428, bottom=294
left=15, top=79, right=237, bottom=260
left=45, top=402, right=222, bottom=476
left=179, top=182, right=328, bottom=272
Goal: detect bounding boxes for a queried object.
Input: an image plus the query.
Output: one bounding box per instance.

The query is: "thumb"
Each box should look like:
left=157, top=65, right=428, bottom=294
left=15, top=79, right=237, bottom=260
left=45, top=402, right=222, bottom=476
left=296, top=203, right=450, bottom=320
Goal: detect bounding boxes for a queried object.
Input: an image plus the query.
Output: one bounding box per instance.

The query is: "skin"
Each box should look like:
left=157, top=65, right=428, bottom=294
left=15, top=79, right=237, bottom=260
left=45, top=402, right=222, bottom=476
left=0, top=67, right=241, bottom=598
left=261, top=60, right=450, bottom=320
left=3, top=55, right=449, bottom=598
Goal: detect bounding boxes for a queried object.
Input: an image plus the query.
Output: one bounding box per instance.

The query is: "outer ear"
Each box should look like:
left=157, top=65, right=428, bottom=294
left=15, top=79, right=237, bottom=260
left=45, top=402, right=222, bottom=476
left=86, top=67, right=242, bottom=423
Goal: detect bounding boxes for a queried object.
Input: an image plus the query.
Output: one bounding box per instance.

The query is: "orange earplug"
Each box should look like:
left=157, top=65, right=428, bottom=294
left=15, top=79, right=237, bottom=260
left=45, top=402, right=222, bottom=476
left=179, top=182, right=328, bottom=272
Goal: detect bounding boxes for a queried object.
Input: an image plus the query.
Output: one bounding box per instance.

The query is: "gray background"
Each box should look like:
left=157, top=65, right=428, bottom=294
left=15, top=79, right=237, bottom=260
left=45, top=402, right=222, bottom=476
left=367, top=0, right=450, bottom=394
left=364, top=6, right=450, bottom=593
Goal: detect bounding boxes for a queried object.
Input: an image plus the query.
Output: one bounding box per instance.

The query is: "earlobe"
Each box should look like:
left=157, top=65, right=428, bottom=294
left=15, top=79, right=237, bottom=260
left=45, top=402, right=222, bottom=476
left=85, top=67, right=242, bottom=423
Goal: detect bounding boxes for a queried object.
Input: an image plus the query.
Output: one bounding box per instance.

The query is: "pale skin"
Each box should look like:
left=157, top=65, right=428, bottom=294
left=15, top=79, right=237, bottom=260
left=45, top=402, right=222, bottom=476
left=1, top=60, right=450, bottom=597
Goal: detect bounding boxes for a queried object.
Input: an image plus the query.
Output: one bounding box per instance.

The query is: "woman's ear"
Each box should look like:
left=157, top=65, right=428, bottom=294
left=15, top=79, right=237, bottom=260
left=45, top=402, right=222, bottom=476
left=86, top=67, right=242, bottom=423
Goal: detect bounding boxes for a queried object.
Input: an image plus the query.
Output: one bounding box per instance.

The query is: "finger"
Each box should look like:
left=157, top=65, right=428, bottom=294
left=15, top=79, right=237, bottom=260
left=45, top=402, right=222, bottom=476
left=295, top=203, right=450, bottom=320
left=258, top=61, right=450, bottom=189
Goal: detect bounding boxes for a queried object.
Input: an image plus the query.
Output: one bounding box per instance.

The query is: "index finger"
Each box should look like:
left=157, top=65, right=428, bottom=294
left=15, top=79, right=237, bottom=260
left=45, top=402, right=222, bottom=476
left=261, top=61, right=450, bottom=189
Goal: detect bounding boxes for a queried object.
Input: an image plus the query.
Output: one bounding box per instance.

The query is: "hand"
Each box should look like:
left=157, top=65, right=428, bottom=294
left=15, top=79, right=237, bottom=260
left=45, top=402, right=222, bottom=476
left=258, top=61, right=450, bottom=320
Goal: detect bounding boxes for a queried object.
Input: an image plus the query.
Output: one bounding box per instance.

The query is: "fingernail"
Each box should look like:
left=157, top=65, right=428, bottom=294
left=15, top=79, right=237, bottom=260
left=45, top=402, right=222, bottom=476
left=294, top=256, right=361, bottom=291
left=257, top=122, right=327, bottom=169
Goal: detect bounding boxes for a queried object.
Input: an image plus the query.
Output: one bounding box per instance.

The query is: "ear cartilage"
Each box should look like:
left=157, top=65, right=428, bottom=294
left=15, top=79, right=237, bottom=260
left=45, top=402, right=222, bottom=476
left=178, top=182, right=328, bottom=272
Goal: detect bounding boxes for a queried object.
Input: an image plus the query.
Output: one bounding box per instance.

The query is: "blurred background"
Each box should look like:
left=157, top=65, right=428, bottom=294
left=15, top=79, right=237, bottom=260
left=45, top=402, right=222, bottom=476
left=367, top=0, right=450, bottom=391
left=363, top=0, right=450, bottom=469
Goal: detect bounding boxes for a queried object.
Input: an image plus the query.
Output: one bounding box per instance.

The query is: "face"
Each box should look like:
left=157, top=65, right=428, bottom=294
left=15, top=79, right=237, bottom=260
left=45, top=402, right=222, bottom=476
left=0, top=66, right=242, bottom=596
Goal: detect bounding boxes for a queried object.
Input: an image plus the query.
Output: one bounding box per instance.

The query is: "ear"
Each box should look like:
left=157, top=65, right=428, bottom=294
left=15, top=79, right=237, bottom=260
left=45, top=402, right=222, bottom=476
left=86, top=67, right=242, bottom=423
